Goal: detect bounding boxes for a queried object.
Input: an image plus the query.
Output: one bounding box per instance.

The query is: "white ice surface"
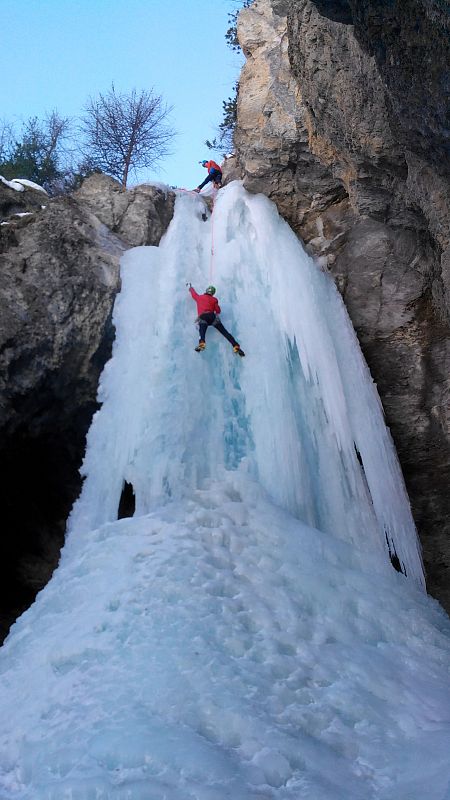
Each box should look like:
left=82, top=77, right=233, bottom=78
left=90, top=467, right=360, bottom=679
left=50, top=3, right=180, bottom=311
left=199, top=182, right=218, bottom=197
left=0, top=183, right=449, bottom=800
left=70, top=183, right=423, bottom=583
left=1, top=482, right=449, bottom=799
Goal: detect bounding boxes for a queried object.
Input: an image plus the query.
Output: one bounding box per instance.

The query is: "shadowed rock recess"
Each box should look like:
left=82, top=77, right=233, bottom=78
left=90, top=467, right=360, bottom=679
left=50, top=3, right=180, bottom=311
left=229, top=0, right=450, bottom=611
left=0, top=175, right=175, bottom=641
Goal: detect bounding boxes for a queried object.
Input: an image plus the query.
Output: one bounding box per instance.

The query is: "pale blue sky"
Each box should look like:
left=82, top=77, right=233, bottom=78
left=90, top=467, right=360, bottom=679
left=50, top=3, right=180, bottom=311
left=2, top=0, right=243, bottom=188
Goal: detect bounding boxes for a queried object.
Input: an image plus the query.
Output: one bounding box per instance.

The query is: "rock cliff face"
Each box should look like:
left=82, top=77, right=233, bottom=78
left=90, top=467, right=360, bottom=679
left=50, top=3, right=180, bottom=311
left=231, top=0, right=450, bottom=610
left=0, top=175, right=175, bottom=640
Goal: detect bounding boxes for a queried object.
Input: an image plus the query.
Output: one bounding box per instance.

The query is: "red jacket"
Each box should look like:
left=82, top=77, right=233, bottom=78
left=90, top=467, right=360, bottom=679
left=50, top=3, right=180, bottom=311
left=206, top=160, right=222, bottom=173
left=189, top=287, right=221, bottom=316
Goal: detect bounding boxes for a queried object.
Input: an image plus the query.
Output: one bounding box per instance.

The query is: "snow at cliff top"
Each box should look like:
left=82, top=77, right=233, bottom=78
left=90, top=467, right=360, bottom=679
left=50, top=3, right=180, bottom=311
left=0, top=183, right=449, bottom=799
left=0, top=175, right=48, bottom=193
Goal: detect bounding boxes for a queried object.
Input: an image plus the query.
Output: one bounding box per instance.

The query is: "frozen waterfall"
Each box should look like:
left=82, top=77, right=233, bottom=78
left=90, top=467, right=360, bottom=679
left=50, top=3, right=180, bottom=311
left=69, top=182, right=423, bottom=583
left=0, top=183, right=449, bottom=800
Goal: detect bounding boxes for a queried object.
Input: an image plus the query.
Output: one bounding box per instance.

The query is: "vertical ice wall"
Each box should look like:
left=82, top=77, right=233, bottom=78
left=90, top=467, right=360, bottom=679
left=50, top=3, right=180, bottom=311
left=68, top=182, right=424, bottom=587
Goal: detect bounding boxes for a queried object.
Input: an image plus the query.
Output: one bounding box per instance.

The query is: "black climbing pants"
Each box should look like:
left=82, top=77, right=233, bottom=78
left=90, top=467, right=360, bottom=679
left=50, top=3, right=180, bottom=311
left=198, top=312, right=238, bottom=348
left=198, top=169, right=223, bottom=191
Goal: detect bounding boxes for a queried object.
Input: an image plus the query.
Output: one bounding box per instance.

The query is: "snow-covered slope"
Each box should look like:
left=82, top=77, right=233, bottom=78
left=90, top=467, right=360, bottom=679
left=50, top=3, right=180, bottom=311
left=0, top=183, right=449, bottom=799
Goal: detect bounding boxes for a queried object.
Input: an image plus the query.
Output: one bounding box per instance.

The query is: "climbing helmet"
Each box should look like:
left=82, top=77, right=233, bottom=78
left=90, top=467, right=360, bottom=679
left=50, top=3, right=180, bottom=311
left=205, top=285, right=216, bottom=295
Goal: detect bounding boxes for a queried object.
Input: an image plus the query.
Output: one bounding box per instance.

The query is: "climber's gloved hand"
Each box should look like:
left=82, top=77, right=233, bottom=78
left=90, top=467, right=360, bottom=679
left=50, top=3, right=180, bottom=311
left=186, top=282, right=192, bottom=288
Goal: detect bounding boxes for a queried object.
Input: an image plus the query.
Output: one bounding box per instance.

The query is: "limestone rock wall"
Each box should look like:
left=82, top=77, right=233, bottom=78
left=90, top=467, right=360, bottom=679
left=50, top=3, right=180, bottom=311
left=0, top=175, right=175, bottom=640
left=74, top=174, right=175, bottom=248
left=231, top=0, right=450, bottom=610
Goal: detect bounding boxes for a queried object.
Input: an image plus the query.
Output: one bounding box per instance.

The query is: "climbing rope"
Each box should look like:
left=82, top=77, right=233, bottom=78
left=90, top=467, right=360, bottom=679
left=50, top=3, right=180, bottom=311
left=175, top=188, right=214, bottom=283
left=209, top=195, right=216, bottom=283
left=177, top=187, right=217, bottom=284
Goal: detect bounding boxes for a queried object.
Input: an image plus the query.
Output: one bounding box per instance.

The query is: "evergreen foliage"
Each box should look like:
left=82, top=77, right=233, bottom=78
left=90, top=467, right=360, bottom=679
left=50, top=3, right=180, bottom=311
left=225, top=0, right=253, bottom=51
left=205, top=87, right=238, bottom=154
left=0, top=85, right=174, bottom=194
left=0, top=113, right=71, bottom=192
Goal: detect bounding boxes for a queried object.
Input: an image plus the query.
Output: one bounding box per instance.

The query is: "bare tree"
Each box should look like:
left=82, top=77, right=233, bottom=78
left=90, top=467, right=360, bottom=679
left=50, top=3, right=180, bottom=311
left=44, top=111, right=72, bottom=164
left=0, top=119, right=15, bottom=163
left=81, top=85, right=175, bottom=188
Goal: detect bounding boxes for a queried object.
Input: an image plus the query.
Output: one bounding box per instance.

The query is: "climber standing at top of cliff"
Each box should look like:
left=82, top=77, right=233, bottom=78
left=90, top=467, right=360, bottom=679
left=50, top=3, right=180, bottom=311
left=194, top=159, right=223, bottom=192
left=187, top=283, right=245, bottom=356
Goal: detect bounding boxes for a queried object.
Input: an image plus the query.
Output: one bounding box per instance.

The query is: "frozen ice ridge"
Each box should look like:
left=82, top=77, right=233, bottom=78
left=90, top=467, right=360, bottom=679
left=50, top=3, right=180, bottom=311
left=0, top=183, right=449, bottom=799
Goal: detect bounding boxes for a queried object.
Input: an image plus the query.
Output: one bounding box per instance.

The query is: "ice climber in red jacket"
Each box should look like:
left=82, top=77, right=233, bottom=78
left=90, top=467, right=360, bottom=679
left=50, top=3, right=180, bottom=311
left=188, top=284, right=245, bottom=356
left=194, top=160, right=223, bottom=192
